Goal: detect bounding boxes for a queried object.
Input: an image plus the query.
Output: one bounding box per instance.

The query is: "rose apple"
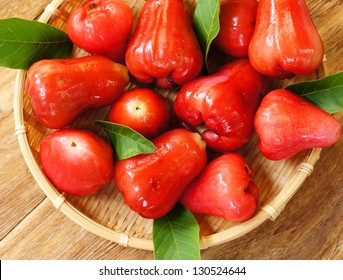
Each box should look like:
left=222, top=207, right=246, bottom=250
left=214, top=0, right=258, bottom=58
left=25, top=55, right=130, bottom=129
left=40, top=129, right=115, bottom=196
left=125, top=0, right=203, bottom=88
left=114, top=128, right=207, bottom=219
left=248, top=0, right=324, bottom=79
left=180, top=153, right=258, bottom=222
left=254, top=89, right=342, bottom=160
left=174, top=59, right=267, bottom=153
left=108, top=88, right=172, bottom=139
left=67, top=0, right=133, bottom=63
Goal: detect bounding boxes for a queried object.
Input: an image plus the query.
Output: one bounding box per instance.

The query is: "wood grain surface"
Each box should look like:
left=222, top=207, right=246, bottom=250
left=0, top=0, right=342, bottom=260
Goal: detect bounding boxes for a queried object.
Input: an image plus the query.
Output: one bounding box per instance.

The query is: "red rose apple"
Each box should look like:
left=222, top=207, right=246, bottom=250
left=40, top=128, right=115, bottom=196
left=108, top=87, right=172, bottom=139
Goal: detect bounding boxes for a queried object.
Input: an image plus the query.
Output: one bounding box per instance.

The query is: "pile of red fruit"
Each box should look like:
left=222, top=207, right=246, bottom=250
left=25, top=0, right=342, bottom=222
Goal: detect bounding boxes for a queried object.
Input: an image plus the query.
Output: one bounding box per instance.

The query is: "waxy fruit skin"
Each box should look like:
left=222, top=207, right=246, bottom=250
left=248, top=0, right=324, bottom=79
left=67, top=0, right=133, bottom=63
left=174, top=59, right=267, bottom=153
left=40, top=129, right=115, bottom=196
left=125, top=0, right=204, bottom=89
left=114, top=128, right=207, bottom=219
left=108, top=87, right=172, bottom=139
left=254, top=89, right=342, bottom=161
left=180, top=153, right=258, bottom=222
left=214, top=0, right=258, bottom=58
left=25, top=55, right=130, bottom=129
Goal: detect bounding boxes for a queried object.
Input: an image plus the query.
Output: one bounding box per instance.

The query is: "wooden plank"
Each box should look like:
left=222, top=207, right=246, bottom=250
left=0, top=0, right=52, bottom=239
left=0, top=199, right=154, bottom=260
left=0, top=68, right=46, bottom=240
left=0, top=0, right=52, bottom=20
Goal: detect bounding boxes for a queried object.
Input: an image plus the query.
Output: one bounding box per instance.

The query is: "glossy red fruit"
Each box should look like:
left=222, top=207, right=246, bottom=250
left=174, top=59, right=267, bottom=153
left=108, top=88, right=172, bottom=139
left=25, top=55, right=130, bottom=129
left=254, top=89, right=342, bottom=160
left=248, top=0, right=324, bottom=79
left=67, top=0, right=133, bottom=63
left=40, top=129, right=115, bottom=196
left=125, top=0, right=203, bottom=89
left=180, top=153, right=258, bottom=222
left=114, top=128, right=207, bottom=219
left=214, top=0, right=258, bottom=58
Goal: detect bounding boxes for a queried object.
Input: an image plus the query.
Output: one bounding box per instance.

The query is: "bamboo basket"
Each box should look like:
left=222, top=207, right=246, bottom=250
left=13, top=0, right=327, bottom=251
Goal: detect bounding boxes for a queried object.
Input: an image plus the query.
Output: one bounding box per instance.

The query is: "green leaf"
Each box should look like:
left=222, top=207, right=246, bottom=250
left=286, top=71, right=343, bottom=114
left=0, top=18, right=73, bottom=69
left=153, top=203, right=200, bottom=260
left=193, top=0, right=220, bottom=71
left=96, top=120, right=157, bottom=160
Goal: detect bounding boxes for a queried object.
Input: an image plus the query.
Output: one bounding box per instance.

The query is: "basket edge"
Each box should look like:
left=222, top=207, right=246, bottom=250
left=12, top=0, right=330, bottom=251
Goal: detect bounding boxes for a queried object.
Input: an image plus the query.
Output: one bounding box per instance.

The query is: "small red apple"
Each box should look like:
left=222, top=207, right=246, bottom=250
left=40, top=128, right=115, bottom=195
left=108, top=87, right=172, bottom=139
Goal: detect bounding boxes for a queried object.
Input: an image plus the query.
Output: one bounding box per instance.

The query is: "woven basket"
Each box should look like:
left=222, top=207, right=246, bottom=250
left=13, top=0, right=327, bottom=251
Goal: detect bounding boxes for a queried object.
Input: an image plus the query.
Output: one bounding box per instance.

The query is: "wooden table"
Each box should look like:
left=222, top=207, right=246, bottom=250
left=1, top=0, right=342, bottom=260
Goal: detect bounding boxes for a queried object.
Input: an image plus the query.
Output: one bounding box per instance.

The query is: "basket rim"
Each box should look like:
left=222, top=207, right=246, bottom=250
left=13, top=0, right=325, bottom=251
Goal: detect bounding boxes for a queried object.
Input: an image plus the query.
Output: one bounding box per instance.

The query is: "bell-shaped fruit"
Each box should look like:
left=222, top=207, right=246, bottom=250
left=248, top=0, right=324, bottom=79
left=114, top=128, right=207, bottom=219
left=25, top=55, right=130, bottom=129
left=254, top=89, right=342, bottom=160
left=40, top=128, right=115, bottom=196
left=180, top=153, right=258, bottom=222
left=125, top=0, right=203, bottom=89
left=214, top=0, right=258, bottom=58
left=174, top=59, right=267, bottom=153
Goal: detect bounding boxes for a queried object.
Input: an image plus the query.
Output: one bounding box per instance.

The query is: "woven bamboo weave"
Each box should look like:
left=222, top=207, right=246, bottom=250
left=13, top=0, right=326, bottom=250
